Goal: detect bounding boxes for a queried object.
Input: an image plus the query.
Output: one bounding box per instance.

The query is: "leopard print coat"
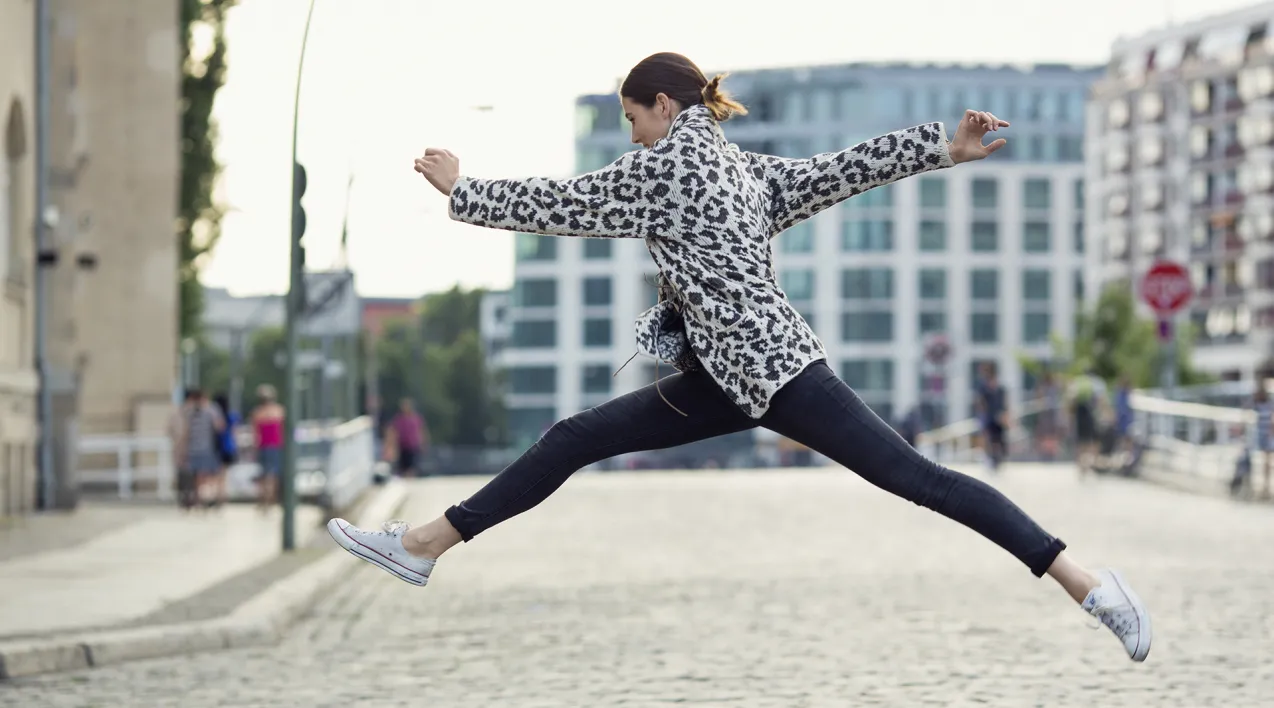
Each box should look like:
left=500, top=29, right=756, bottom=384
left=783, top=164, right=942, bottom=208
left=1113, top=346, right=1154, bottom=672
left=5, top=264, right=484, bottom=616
left=448, top=104, right=955, bottom=419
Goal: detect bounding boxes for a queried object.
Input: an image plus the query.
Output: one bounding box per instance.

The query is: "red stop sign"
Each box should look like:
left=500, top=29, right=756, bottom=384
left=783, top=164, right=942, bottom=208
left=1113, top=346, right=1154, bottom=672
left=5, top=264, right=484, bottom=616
left=1139, top=261, right=1193, bottom=315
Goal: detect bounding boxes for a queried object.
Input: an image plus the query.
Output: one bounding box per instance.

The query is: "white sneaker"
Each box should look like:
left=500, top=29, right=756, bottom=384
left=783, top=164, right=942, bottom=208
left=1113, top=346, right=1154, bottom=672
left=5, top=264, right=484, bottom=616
left=1081, top=568, right=1152, bottom=661
left=327, top=518, right=435, bottom=587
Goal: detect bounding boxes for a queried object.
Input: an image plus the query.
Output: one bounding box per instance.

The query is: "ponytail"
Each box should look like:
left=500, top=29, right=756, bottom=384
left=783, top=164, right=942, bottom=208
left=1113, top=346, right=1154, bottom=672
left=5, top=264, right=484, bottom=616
left=701, top=73, right=748, bottom=122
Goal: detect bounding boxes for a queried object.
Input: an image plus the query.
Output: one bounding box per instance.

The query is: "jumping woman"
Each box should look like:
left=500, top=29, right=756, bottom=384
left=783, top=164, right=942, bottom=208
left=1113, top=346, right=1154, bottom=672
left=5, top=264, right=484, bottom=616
left=329, top=52, right=1151, bottom=662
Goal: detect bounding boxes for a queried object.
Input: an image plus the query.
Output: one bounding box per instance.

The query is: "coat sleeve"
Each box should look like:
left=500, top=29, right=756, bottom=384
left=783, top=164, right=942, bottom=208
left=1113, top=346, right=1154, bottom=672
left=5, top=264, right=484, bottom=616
left=749, top=122, right=955, bottom=236
left=447, top=147, right=681, bottom=239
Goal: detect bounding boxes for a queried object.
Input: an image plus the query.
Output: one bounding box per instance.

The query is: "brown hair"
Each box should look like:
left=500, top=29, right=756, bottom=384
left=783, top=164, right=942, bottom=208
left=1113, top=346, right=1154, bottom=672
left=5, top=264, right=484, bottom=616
left=619, top=52, right=747, bottom=122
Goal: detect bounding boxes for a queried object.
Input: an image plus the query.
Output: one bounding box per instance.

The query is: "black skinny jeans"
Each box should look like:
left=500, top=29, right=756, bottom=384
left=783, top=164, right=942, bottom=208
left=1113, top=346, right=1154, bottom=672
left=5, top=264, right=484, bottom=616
left=444, top=360, right=1066, bottom=577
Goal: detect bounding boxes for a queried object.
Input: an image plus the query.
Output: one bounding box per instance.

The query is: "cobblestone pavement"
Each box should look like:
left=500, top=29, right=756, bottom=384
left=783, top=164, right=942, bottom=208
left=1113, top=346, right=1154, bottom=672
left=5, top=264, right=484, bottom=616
left=4, top=465, right=1272, bottom=707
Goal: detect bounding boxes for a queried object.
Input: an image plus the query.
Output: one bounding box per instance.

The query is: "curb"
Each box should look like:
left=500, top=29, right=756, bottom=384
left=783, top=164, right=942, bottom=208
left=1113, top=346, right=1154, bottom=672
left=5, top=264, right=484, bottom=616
left=0, top=479, right=409, bottom=681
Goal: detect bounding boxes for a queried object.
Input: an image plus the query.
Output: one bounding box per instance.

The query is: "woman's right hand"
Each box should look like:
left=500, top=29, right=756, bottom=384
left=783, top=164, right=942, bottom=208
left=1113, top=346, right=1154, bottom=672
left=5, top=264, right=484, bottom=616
left=414, top=148, right=460, bottom=196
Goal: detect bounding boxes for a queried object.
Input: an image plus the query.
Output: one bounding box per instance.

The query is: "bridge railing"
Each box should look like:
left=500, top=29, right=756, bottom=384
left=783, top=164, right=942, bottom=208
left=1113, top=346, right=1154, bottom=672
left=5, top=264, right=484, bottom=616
left=76, top=416, right=377, bottom=512
left=915, top=388, right=1265, bottom=492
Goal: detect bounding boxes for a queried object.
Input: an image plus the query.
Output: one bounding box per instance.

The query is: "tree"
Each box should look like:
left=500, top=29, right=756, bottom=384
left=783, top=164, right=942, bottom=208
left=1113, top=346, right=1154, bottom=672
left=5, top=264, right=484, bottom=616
left=371, top=287, right=506, bottom=446
left=179, top=0, right=236, bottom=338
left=1019, top=284, right=1214, bottom=389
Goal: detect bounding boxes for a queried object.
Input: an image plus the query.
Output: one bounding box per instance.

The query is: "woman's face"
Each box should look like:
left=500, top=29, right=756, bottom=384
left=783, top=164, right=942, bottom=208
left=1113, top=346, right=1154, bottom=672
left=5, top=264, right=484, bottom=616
left=621, top=94, right=677, bottom=149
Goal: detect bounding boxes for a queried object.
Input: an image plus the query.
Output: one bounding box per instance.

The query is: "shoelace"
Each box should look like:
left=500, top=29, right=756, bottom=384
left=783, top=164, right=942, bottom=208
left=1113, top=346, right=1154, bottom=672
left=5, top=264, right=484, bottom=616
left=1086, top=602, right=1132, bottom=636
left=381, top=519, right=411, bottom=536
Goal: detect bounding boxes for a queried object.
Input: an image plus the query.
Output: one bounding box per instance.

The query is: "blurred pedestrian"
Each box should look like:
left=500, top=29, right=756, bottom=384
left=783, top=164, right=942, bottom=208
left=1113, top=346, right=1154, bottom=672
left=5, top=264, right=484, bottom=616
left=212, top=392, right=238, bottom=508
left=329, top=53, right=1151, bottom=663
left=1253, top=384, right=1272, bottom=499
left=251, top=384, right=286, bottom=511
left=172, top=387, right=224, bottom=510
left=388, top=398, right=429, bottom=477
left=975, top=363, right=1008, bottom=471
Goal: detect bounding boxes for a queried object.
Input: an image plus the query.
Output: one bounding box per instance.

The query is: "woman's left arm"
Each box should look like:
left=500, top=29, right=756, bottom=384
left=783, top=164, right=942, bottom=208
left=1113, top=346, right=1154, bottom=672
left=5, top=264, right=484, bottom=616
left=754, top=110, right=1007, bottom=236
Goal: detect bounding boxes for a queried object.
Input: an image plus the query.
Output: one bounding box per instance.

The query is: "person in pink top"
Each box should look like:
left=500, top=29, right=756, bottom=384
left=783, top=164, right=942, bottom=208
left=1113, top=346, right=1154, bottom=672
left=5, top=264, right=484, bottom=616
left=251, top=384, right=286, bottom=510
left=386, top=398, right=429, bottom=477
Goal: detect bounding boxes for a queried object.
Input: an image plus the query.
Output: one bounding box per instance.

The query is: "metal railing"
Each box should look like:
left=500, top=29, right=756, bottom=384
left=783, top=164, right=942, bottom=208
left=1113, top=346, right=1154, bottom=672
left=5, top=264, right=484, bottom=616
left=76, top=434, right=175, bottom=500
left=914, top=388, right=1267, bottom=494
left=76, top=416, right=376, bottom=512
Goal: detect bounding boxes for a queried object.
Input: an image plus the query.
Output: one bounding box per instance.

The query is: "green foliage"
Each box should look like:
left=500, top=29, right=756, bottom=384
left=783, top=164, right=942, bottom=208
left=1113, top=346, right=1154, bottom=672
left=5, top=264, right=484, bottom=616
left=1017, top=284, right=1214, bottom=389
left=373, top=286, right=506, bottom=446
left=179, top=0, right=236, bottom=338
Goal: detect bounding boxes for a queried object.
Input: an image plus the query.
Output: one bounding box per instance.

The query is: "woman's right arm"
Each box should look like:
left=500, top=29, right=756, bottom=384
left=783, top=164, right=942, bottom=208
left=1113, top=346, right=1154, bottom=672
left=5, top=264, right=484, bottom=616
left=447, top=149, right=677, bottom=239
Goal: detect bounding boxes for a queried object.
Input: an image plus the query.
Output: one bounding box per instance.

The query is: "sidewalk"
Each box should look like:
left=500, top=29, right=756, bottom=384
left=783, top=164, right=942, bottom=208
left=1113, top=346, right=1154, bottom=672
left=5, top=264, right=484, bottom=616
left=0, top=503, right=322, bottom=639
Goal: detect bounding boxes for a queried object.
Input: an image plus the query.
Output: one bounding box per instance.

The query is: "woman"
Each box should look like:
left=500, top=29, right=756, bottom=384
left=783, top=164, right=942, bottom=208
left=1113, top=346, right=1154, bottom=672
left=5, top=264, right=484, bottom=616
left=251, top=384, right=286, bottom=510
left=212, top=393, right=239, bottom=508
left=1254, top=384, right=1272, bottom=499
left=329, top=53, right=1151, bottom=662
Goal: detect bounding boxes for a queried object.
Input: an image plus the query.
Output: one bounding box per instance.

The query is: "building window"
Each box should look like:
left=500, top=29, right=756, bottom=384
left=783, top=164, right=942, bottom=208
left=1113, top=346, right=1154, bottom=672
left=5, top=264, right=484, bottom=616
left=919, top=268, right=947, bottom=300
left=1023, top=312, right=1052, bottom=343
left=511, top=320, right=556, bottom=348
left=582, top=276, right=612, bottom=306
left=780, top=269, right=815, bottom=301
left=1058, top=136, right=1083, bottom=162
left=841, top=359, right=895, bottom=391
left=1073, top=179, right=1085, bottom=209
left=842, top=220, right=894, bottom=251
left=841, top=311, right=894, bottom=342
left=515, top=233, right=556, bottom=261
left=779, top=221, right=815, bottom=253
left=1023, top=221, right=1051, bottom=252
left=1074, top=270, right=1085, bottom=301
left=971, top=221, right=999, bottom=252
left=512, top=278, right=557, bottom=307
left=919, top=220, right=946, bottom=251
left=1073, top=221, right=1085, bottom=254
left=508, top=407, right=557, bottom=447
left=1024, top=178, right=1052, bottom=209
left=841, top=268, right=894, bottom=299
left=971, top=178, right=998, bottom=209
left=1023, top=269, right=1051, bottom=301
left=919, top=310, right=947, bottom=334
left=971, top=313, right=999, bottom=343
left=508, top=366, right=557, bottom=394
left=583, top=239, right=612, bottom=259
left=583, top=318, right=611, bottom=347
left=919, top=178, right=946, bottom=208
left=971, top=269, right=998, bottom=300
left=582, top=364, right=612, bottom=395
left=641, top=274, right=660, bottom=307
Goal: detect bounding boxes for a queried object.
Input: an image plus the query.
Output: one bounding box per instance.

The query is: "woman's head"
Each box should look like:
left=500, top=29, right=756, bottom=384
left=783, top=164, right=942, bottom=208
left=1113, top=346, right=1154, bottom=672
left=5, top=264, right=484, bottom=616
left=619, top=52, right=747, bottom=148
left=256, top=384, right=276, bottom=403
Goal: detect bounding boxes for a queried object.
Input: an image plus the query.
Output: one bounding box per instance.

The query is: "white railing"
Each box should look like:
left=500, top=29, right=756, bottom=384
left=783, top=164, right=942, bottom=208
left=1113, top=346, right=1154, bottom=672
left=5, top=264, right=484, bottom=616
left=914, top=388, right=1265, bottom=492
left=1128, top=392, right=1262, bottom=489
left=76, top=434, right=175, bottom=500
left=915, top=397, right=1056, bottom=463
left=76, top=416, right=375, bottom=509
left=322, top=415, right=376, bottom=511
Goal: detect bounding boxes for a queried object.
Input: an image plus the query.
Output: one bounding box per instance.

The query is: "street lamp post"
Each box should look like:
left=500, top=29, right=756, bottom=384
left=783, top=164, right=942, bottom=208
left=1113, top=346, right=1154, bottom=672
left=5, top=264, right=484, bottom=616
left=282, top=0, right=318, bottom=552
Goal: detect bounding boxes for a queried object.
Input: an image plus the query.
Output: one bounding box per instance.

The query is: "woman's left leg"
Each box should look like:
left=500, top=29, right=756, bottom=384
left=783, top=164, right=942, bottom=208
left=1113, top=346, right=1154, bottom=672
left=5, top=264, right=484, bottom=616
left=760, top=361, right=1151, bottom=661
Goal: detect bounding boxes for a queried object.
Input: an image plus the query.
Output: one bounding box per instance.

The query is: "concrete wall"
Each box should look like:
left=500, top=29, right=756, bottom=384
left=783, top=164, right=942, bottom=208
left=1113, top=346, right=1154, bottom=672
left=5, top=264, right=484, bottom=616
left=0, top=0, right=39, bottom=515
left=46, top=0, right=181, bottom=436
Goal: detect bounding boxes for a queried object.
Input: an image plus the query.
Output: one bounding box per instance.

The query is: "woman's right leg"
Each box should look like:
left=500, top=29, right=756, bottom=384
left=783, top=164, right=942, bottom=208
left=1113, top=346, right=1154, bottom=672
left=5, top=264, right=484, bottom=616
left=328, top=368, right=757, bottom=581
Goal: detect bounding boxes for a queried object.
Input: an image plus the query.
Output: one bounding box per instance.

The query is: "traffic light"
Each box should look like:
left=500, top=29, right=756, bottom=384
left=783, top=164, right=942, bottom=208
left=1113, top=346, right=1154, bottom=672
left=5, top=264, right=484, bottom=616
left=292, top=161, right=307, bottom=240
left=291, top=161, right=307, bottom=310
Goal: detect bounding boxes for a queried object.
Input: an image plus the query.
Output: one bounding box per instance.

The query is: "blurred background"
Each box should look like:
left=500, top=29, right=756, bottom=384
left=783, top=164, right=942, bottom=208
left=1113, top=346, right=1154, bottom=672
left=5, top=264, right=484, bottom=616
left=1, top=0, right=1273, bottom=700
left=0, top=0, right=1271, bottom=514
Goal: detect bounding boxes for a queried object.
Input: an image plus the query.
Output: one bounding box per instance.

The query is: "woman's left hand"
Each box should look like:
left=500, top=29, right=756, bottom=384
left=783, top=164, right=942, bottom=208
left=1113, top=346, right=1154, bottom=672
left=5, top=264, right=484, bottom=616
left=949, top=109, right=1009, bottom=164
left=414, top=148, right=460, bottom=196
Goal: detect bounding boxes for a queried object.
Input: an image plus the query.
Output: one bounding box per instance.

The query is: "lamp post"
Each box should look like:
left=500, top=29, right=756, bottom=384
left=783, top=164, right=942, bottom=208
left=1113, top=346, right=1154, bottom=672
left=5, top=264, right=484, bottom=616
left=282, top=0, right=318, bottom=552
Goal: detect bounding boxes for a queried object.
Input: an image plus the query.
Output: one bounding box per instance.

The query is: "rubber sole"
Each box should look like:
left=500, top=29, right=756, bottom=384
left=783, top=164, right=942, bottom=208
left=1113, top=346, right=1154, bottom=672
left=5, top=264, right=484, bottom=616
left=1108, top=569, right=1152, bottom=661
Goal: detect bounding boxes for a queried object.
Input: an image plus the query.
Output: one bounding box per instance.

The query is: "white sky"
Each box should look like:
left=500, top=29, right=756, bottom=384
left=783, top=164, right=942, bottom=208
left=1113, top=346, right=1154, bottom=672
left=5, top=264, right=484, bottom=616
left=199, top=0, right=1260, bottom=298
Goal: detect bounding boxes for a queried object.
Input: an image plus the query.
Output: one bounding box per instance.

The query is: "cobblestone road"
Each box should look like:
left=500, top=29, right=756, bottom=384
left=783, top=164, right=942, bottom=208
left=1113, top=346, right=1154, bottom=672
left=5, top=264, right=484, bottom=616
left=4, top=465, right=1272, bottom=707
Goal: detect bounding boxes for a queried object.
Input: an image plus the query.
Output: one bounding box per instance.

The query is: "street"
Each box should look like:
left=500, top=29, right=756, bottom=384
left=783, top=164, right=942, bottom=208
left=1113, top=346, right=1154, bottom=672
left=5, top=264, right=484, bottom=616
left=3, top=464, right=1272, bottom=707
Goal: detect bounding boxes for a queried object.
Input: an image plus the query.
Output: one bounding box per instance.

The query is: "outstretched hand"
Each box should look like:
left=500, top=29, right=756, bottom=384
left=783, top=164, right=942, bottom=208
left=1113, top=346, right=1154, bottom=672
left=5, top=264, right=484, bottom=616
left=414, top=148, right=460, bottom=196
left=949, top=109, right=1010, bottom=164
